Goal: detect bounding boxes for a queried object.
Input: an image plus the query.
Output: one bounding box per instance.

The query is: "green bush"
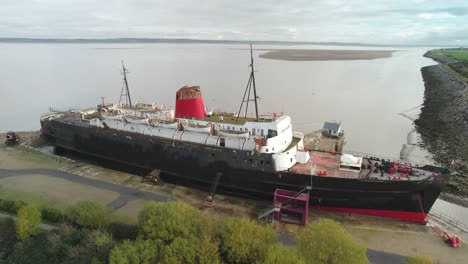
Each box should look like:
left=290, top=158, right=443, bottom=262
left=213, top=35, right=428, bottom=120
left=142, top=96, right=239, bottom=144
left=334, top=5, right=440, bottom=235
left=107, top=222, right=139, bottom=240
left=40, top=207, right=63, bottom=223
left=109, top=239, right=162, bottom=264
left=296, top=218, right=367, bottom=264
left=138, top=201, right=202, bottom=243
left=160, top=237, right=199, bottom=264
left=407, top=255, right=435, bottom=264
left=262, top=243, right=305, bottom=264
left=65, top=200, right=111, bottom=229
left=0, top=199, right=12, bottom=211
left=16, top=205, right=41, bottom=240
left=0, top=218, right=18, bottom=260
left=220, top=218, right=277, bottom=264
left=0, top=199, right=27, bottom=214
left=4, top=232, right=52, bottom=264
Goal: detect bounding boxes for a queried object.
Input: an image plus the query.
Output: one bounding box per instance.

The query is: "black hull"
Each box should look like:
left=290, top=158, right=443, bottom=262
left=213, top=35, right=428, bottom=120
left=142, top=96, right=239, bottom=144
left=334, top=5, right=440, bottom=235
left=41, top=119, right=448, bottom=223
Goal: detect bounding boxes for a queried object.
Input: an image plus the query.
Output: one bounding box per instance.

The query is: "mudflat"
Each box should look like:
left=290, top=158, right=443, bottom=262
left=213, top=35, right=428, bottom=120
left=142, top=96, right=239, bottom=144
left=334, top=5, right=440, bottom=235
left=259, top=49, right=393, bottom=61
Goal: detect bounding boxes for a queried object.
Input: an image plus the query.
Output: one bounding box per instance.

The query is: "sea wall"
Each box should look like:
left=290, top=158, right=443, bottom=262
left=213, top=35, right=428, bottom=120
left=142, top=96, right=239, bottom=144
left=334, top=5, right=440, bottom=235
left=415, top=52, right=468, bottom=197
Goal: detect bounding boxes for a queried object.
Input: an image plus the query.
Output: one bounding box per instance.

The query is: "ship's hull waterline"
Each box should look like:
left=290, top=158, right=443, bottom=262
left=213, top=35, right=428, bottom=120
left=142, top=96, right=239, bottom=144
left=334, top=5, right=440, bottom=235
left=41, top=118, right=446, bottom=223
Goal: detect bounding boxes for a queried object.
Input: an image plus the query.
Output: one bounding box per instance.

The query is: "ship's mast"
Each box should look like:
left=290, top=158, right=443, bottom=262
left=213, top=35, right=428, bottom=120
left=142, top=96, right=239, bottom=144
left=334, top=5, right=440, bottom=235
left=237, top=43, right=260, bottom=122
left=119, top=60, right=133, bottom=107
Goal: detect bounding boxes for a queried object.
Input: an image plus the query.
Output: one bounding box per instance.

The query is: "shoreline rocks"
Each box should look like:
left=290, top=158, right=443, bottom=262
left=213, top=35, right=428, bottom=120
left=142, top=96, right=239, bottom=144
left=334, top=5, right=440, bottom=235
left=415, top=51, right=468, bottom=200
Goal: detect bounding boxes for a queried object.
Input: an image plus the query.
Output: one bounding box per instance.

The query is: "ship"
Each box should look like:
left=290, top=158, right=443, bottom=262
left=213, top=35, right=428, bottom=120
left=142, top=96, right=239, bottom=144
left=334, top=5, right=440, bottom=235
left=40, top=46, right=450, bottom=224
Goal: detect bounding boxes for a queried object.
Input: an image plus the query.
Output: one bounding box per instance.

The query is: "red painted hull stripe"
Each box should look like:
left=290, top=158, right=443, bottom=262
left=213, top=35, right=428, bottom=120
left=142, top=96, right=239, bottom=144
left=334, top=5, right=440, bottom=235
left=311, top=206, right=426, bottom=223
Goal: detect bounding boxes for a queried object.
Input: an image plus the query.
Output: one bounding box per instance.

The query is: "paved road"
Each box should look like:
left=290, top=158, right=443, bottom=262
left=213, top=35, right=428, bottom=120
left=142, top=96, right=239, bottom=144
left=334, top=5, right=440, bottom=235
left=0, top=212, right=56, bottom=231
left=0, top=168, right=171, bottom=209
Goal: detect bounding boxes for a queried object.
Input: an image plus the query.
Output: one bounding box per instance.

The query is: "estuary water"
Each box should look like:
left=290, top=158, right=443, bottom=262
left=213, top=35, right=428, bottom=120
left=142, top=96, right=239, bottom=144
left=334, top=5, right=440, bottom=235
left=0, top=43, right=435, bottom=158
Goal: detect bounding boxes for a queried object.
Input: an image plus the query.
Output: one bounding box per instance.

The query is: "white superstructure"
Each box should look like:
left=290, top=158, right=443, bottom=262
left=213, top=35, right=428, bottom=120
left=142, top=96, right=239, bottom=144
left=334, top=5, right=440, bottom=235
left=85, top=106, right=309, bottom=172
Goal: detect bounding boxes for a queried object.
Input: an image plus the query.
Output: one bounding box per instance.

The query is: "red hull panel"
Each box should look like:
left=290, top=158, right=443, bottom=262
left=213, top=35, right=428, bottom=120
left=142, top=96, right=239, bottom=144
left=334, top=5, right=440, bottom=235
left=311, top=206, right=427, bottom=223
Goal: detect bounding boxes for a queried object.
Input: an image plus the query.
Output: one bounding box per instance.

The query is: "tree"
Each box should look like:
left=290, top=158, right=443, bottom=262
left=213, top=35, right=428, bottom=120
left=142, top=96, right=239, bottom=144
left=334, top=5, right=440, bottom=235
left=407, top=255, right=435, bottom=264
left=138, top=201, right=202, bottom=243
left=262, top=243, right=305, bottom=264
left=0, top=218, right=17, bottom=260
left=65, top=200, right=111, bottom=229
left=40, top=206, right=63, bottom=223
left=5, top=233, right=53, bottom=264
left=16, top=204, right=41, bottom=240
left=220, top=217, right=277, bottom=264
left=159, top=237, right=199, bottom=264
left=296, top=218, right=367, bottom=264
left=109, top=239, right=161, bottom=264
left=198, top=231, right=222, bottom=264
left=47, top=225, right=115, bottom=264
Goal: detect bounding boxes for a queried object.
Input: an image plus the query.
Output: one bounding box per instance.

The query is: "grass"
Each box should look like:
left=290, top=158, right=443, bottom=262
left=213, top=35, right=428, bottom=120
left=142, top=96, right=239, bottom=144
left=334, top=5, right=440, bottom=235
left=430, top=49, right=468, bottom=81
left=0, top=145, right=64, bottom=170
left=407, top=255, right=435, bottom=264
left=0, top=187, right=67, bottom=209
left=432, top=48, right=468, bottom=61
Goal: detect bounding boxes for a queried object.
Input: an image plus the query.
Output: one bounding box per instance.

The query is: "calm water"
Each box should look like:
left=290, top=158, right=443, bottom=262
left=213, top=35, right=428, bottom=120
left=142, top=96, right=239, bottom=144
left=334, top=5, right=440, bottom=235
left=0, top=43, right=436, bottom=158
left=1, top=43, right=467, bottom=227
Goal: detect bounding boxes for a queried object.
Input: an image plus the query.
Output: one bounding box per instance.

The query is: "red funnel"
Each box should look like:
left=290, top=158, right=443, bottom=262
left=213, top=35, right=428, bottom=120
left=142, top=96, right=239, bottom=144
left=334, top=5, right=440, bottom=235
left=175, top=86, right=206, bottom=119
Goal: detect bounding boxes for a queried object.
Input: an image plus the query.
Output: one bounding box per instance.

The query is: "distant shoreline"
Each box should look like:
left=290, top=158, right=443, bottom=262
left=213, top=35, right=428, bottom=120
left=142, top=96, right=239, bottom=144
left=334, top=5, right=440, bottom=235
left=0, top=38, right=454, bottom=48
left=259, top=49, right=393, bottom=61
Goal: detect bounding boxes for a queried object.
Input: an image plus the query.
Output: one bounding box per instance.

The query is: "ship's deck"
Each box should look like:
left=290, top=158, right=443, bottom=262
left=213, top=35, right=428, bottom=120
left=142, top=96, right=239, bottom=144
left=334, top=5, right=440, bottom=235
left=289, top=150, right=436, bottom=181
left=194, top=113, right=273, bottom=125
left=52, top=112, right=443, bottom=182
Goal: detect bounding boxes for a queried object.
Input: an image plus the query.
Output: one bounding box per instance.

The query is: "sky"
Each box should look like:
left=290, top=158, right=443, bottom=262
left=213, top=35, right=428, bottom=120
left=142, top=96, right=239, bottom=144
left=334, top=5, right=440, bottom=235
left=1, top=0, right=467, bottom=45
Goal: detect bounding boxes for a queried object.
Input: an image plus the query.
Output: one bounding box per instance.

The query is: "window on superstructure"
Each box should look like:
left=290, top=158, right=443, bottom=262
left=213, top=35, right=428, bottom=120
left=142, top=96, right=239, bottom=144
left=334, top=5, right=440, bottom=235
left=220, top=138, right=225, bottom=147
left=261, top=129, right=264, bottom=136
left=267, top=129, right=278, bottom=138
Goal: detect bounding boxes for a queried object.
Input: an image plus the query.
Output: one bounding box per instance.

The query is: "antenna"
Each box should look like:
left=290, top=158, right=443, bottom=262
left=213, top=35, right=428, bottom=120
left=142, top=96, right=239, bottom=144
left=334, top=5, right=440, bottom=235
left=236, top=43, right=260, bottom=122
left=119, top=60, right=133, bottom=107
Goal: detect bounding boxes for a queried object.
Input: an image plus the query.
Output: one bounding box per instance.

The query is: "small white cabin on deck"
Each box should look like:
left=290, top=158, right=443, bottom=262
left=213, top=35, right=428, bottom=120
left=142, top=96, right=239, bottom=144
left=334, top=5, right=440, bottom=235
left=323, top=121, right=342, bottom=137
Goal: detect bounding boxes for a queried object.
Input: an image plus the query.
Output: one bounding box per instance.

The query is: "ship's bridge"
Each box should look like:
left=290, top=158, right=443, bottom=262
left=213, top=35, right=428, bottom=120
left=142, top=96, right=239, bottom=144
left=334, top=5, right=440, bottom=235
left=179, top=114, right=293, bottom=154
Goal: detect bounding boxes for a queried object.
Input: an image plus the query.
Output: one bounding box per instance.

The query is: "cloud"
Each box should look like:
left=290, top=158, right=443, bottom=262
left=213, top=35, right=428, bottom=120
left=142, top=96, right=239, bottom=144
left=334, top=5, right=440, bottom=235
left=0, top=0, right=466, bottom=45
left=418, top=12, right=455, bottom=19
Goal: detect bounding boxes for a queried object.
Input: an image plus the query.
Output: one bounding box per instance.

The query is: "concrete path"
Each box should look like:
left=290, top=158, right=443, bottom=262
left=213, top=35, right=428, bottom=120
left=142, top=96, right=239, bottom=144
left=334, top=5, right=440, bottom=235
left=0, top=168, right=171, bottom=209
left=0, top=212, right=56, bottom=231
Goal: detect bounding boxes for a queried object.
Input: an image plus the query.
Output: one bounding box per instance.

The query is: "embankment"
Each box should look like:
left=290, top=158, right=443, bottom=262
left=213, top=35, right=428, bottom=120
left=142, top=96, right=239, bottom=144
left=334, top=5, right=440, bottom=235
left=415, top=52, right=468, bottom=198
